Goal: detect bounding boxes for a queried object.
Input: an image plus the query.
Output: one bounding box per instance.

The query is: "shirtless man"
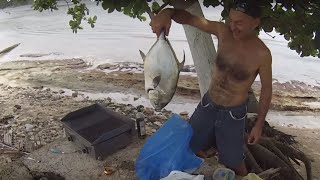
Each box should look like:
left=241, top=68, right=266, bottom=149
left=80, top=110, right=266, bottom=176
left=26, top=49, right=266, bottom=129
left=149, top=0, right=272, bottom=176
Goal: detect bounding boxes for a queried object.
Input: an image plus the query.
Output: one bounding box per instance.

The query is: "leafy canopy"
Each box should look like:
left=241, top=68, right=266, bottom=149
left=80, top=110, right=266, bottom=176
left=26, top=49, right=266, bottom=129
left=3, top=0, right=320, bottom=58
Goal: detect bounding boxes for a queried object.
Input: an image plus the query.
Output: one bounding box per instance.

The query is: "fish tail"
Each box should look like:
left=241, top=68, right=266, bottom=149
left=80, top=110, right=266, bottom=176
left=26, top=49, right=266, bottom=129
left=159, top=30, right=166, bottom=40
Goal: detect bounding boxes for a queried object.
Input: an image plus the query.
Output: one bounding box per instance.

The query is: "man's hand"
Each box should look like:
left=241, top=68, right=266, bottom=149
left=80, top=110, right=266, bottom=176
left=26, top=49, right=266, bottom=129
left=247, top=124, right=263, bottom=145
left=149, top=9, right=174, bottom=37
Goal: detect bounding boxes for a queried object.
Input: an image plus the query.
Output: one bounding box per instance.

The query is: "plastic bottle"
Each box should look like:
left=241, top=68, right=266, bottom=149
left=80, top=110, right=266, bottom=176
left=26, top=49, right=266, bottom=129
left=212, top=167, right=235, bottom=180
left=136, top=112, right=146, bottom=139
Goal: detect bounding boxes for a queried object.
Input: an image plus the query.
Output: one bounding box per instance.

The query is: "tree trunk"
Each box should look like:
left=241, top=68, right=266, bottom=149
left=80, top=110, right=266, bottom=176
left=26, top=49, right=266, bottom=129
left=172, top=0, right=259, bottom=113
left=172, top=0, right=216, bottom=98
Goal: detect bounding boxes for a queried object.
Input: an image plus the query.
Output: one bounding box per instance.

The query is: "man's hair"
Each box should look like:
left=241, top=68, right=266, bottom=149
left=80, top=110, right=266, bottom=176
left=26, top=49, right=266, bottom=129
left=231, top=0, right=262, bottom=18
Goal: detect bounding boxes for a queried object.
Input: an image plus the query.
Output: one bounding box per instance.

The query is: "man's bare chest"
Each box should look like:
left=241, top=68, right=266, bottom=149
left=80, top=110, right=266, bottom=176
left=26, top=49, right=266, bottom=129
left=215, top=47, right=259, bottom=82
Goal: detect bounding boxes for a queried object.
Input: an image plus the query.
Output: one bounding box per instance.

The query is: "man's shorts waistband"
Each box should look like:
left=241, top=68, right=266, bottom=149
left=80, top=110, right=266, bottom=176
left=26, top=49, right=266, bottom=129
left=201, top=92, right=248, bottom=111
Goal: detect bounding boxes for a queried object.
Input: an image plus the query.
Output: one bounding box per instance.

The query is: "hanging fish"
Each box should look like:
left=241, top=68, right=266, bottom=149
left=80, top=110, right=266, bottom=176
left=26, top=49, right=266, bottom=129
left=139, top=31, right=185, bottom=111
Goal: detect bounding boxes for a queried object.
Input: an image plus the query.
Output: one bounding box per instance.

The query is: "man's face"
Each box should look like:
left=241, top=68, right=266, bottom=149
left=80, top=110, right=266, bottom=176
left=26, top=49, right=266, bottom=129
left=228, top=9, right=260, bottom=40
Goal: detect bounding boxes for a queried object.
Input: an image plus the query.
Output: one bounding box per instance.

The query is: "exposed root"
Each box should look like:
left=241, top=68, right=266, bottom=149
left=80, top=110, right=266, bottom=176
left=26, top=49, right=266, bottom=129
left=257, top=168, right=281, bottom=180
left=247, top=143, right=301, bottom=180
left=259, top=137, right=303, bottom=180
left=244, top=144, right=263, bottom=173
left=247, top=116, right=298, bottom=145
left=271, top=138, right=312, bottom=180
left=243, top=119, right=312, bottom=180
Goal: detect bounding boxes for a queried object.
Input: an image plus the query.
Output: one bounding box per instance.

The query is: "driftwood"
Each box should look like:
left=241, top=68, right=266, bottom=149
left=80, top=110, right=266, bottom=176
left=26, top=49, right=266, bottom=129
left=0, top=43, right=20, bottom=55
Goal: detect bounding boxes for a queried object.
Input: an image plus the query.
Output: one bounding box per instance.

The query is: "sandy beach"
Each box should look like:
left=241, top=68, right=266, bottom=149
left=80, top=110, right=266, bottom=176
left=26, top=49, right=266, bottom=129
left=0, top=59, right=319, bottom=179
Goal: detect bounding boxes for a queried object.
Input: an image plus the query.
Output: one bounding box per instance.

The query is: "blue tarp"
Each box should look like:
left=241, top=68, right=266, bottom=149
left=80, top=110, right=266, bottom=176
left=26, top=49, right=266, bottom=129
left=135, top=113, right=203, bottom=180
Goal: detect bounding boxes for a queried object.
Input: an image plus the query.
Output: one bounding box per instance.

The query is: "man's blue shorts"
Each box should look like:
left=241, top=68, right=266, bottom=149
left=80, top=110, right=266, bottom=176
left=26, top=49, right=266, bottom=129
left=189, top=92, right=248, bottom=169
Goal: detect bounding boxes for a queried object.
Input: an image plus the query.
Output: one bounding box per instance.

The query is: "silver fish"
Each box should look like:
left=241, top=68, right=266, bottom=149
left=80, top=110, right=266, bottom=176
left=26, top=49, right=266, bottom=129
left=139, top=31, right=185, bottom=111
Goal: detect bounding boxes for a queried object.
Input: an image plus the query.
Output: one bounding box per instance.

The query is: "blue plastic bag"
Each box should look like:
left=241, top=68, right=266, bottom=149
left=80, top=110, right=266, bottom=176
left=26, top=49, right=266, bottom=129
left=135, top=113, right=204, bottom=180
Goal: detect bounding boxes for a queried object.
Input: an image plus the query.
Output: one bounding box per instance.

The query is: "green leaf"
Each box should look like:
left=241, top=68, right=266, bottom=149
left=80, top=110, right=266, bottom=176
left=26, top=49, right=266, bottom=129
left=203, top=0, right=211, bottom=7
left=284, top=34, right=290, bottom=41
left=108, top=5, right=115, bottom=13
left=93, top=15, right=97, bottom=21
left=140, top=16, right=147, bottom=21
left=101, top=0, right=111, bottom=10
left=203, top=0, right=220, bottom=7
left=132, top=2, right=141, bottom=15
left=71, top=0, right=80, bottom=4
left=152, top=2, right=160, bottom=13
left=123, top=5, right=131, bottom=15
left=221, top=9, right=228, bottom=19
left=115, top=2, right=122, bottom=12
left=262, top=23, right=273, bottom=32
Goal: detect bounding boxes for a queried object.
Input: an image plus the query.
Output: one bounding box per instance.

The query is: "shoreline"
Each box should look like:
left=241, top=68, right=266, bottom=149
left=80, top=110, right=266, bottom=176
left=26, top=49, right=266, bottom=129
left=0, top=58, right=319, bottom=113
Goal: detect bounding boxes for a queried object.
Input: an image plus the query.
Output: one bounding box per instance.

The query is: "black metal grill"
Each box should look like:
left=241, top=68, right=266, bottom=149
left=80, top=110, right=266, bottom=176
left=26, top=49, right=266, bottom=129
left=61, top=103, right=135, bottom=160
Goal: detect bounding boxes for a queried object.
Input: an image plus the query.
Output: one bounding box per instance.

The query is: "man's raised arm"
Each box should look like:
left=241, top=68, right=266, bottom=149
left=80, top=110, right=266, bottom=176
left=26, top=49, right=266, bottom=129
left=150, top=8, right=225, bottom=38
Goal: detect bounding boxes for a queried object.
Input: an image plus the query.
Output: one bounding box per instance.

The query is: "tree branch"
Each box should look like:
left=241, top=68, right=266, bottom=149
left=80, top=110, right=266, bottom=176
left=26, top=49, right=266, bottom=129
left=145, top=6, right=154, bottom=19
left=263, top=30, right=276, bottom=38
left=170, top=0, right=196, bottom=10
left=0, top=43, right=20, bottom=55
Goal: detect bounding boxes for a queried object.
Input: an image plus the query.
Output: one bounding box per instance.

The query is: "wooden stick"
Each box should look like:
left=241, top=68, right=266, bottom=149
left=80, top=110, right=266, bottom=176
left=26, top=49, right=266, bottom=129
left=0, top=142, right=29, bottom=155
left=0, top=43, right=20, bottom=55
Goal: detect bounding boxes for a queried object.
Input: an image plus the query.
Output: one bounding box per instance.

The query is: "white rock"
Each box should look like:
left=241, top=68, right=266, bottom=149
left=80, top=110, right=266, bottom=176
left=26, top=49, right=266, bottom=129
left=154, top=121, right=162, bottom=127
left=25, top=124, right=34, bottom=131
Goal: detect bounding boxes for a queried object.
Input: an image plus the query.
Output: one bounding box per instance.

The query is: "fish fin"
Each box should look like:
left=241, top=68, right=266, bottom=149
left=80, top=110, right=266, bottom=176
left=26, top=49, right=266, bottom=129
left=152, top=75, right=161, bottom=88
left=178, top=50, right=186, bottom=71
left=139, top=50, right=146, bottom=62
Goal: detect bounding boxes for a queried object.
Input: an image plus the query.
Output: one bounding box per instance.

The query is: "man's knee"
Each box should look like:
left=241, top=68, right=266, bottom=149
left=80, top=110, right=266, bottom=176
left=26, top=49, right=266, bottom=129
left=217, top=143, right=246, bottom=176
left=231, top=161, right=248, bottom=176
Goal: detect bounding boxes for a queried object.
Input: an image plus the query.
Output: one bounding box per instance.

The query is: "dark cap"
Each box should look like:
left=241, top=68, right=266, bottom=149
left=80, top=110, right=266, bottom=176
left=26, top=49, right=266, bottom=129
left=231, top=0, right=262, bottom=18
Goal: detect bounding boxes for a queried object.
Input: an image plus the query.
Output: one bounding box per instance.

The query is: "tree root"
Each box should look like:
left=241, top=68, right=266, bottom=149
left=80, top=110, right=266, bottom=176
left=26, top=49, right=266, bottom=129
left=247, top=143, right=301, bottom=180
left=259, top=137, right=303, bottom=180
left=257, top=168, right=281, bottom=179
left=242, top=125, right=312, bottom=180
left=246, top=116, right=298, bottom=145
left=259, top=138, right=303, bottom=179
left=244, top=144, right=263, bottom=173
left=271, top=138, right=312, bottom=180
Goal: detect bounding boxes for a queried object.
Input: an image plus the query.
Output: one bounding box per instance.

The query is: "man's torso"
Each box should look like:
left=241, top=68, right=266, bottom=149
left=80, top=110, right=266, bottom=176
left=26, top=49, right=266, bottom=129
left=208, top=27, right=268, bottom=107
